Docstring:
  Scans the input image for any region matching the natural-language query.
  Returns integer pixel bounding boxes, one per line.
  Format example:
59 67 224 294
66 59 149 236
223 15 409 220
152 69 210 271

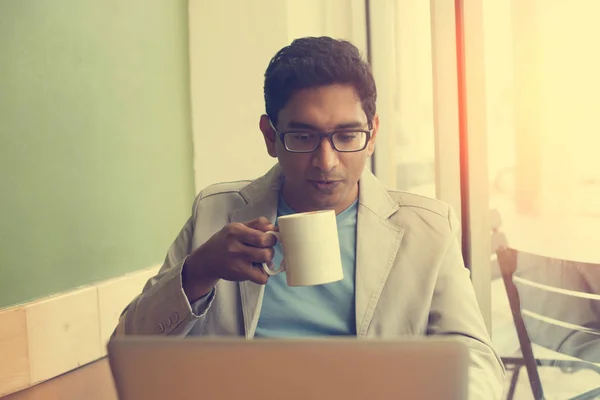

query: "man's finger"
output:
244 216 278 233
246 263 269 285
242 245 275 263
235 227 277 248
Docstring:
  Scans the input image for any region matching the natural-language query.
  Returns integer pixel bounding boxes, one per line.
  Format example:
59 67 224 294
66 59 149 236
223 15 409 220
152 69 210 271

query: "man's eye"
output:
291 134 316 141
338 133 359 141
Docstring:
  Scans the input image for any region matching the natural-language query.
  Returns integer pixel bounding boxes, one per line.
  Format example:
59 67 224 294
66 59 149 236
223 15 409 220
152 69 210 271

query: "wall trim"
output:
0 265 161 397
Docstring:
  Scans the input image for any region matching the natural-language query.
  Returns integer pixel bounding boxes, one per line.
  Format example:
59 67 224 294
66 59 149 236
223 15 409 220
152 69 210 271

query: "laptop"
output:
108 336 468 400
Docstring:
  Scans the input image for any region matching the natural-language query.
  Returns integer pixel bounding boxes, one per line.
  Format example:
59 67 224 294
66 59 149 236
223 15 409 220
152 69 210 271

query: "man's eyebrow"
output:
286 120 367 131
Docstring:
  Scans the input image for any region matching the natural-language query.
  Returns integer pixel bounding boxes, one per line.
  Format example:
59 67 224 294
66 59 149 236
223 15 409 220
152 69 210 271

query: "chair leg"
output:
505 366 521 400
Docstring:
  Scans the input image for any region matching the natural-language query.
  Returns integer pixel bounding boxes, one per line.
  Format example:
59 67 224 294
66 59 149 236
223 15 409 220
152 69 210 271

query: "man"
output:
115 37 504 398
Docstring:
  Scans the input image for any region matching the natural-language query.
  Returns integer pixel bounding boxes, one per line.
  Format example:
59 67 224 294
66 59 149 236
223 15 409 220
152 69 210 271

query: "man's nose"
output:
311 137 339 172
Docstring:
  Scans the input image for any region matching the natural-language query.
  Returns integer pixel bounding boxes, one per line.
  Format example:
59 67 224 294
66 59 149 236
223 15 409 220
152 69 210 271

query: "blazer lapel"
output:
355 170 404 337
229 164 283 338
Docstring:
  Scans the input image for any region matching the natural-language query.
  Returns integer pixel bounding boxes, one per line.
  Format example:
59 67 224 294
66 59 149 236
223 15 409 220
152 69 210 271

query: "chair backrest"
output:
496 247 545 399
501 248 600 356
496 246 600 399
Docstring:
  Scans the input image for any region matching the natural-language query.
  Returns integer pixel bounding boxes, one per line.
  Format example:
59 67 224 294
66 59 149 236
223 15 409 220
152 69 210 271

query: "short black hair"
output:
263 36 377 126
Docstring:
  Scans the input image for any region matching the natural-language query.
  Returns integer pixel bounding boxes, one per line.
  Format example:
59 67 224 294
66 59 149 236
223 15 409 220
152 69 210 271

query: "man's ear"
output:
259 114 277 158
366 114 379 157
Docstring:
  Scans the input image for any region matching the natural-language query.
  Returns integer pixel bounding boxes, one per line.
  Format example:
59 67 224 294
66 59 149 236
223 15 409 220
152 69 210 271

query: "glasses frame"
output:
269 120 372 153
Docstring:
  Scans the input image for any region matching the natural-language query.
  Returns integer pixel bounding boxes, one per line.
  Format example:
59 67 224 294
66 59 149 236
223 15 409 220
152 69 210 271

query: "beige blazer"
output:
115 164 505 399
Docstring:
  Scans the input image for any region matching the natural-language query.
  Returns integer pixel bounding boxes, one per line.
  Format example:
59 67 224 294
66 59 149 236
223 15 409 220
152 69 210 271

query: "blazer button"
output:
165 318 172 328
156 323 165 333
171 312 179 323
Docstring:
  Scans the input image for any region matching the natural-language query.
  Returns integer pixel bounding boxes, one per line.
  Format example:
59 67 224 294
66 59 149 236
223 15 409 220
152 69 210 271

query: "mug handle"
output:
262 231 285 276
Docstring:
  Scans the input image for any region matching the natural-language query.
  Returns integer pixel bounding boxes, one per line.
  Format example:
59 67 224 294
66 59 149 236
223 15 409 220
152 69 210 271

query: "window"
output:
369 0 437 198
479 1 600 397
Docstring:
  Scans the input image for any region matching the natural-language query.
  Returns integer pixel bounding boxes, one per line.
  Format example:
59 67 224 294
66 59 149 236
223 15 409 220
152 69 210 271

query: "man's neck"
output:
280 182 359 215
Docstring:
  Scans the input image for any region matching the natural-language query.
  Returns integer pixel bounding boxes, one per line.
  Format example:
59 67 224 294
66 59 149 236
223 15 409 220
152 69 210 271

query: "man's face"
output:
260 84 378 214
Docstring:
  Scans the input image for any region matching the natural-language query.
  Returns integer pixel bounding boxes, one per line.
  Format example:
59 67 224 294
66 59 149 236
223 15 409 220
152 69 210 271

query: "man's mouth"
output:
309 180 341 191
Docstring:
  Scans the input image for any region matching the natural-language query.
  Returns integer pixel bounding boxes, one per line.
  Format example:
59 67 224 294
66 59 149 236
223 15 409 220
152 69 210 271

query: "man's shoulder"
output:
190 179 255 220
197 179 253 200
385 189 456 232
196 165 281 201
389 189 451 217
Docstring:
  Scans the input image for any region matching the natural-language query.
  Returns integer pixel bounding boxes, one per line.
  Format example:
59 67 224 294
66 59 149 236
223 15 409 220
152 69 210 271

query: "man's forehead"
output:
286 84 360 105
278 85 367 129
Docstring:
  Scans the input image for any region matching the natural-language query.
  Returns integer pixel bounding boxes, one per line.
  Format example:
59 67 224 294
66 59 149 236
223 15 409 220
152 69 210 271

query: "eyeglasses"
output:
269 120 372 153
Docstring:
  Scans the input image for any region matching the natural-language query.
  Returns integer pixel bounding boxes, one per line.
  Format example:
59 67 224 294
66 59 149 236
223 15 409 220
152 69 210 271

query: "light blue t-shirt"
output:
254 197 358 337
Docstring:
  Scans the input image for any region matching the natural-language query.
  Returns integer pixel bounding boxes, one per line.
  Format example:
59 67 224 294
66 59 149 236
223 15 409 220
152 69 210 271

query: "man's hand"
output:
182 217 278 303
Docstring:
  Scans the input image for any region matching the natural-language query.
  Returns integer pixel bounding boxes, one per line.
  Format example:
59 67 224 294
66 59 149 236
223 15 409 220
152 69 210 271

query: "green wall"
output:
0 1 195 307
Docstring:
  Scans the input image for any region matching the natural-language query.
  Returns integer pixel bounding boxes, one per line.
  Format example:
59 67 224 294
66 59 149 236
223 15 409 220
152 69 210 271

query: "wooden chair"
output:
496 246 600 400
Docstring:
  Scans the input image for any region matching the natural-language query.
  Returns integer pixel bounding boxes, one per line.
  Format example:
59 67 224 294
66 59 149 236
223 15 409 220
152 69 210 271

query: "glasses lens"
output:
285 133 320 152
332 131 367 151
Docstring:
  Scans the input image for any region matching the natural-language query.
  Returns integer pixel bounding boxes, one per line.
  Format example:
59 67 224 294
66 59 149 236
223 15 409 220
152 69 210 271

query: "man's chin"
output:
307 193 341 211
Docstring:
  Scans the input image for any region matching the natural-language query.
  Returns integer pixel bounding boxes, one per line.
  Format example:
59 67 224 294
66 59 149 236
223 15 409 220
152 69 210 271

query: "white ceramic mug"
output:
261 210 344 286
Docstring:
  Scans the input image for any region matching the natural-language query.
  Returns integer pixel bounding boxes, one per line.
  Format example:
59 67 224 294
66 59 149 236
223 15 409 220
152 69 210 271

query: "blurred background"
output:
1 1 599 399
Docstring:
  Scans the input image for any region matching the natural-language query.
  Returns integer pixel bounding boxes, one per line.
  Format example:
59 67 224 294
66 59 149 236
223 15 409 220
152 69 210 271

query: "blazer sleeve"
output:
427 207 506 400
112 194 215 337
